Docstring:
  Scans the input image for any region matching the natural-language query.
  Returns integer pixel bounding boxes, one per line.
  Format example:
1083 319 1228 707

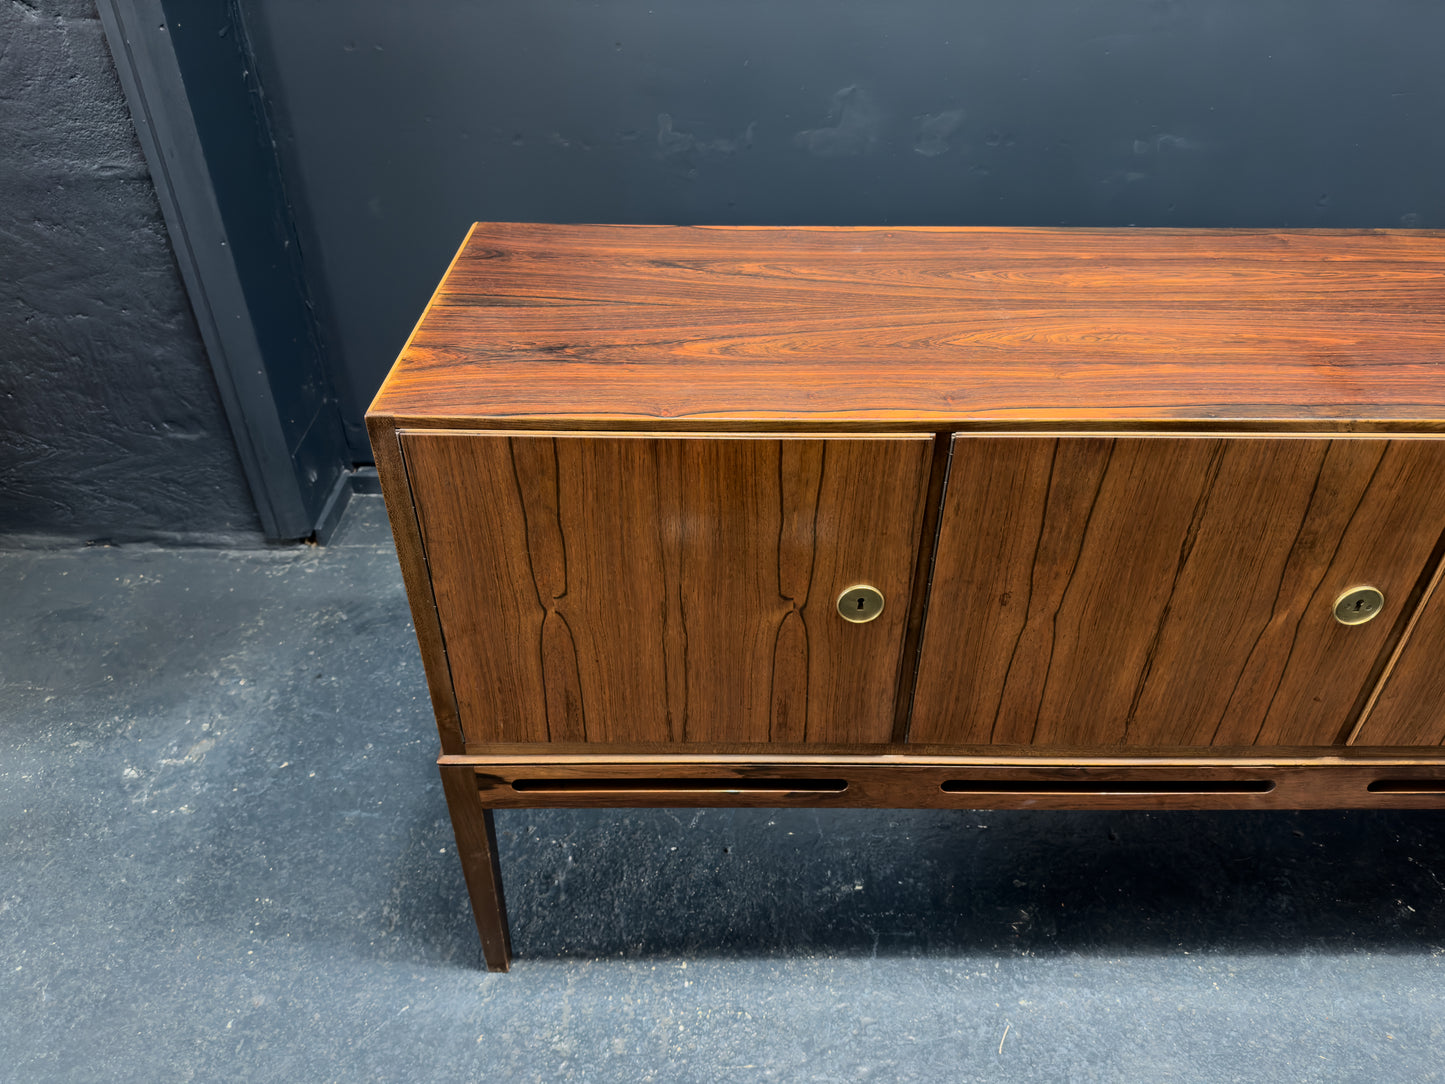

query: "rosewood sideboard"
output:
368 224 1445 970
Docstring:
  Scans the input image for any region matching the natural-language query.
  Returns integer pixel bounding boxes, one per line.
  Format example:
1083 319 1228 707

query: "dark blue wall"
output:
5 1 1444 538
242 0 1445 458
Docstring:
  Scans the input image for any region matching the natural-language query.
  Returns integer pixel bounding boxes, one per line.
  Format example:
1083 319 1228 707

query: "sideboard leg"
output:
439 763 513 971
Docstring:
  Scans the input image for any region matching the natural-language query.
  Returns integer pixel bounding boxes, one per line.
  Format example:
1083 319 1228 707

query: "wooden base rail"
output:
438 753 1445 971
445 754 1445 811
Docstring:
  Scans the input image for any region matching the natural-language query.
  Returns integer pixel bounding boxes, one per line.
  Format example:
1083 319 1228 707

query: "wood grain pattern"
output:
439 764 512 970
1351 555 1445 746
368 224 1445 430
891 434 953 740
365 415 465 754
444 753 1445 811
401 431 933 746
369 228 1445 973
908 436 1445 748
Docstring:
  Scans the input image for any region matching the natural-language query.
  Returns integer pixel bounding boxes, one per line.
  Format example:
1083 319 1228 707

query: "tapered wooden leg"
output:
439 763 513 971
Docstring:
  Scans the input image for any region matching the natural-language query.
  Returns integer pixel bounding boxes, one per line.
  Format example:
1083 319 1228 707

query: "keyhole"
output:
837 584 883 623
1334 586 1384 626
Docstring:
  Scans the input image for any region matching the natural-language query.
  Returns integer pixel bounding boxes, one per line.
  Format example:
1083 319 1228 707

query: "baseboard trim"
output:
312 467 381 544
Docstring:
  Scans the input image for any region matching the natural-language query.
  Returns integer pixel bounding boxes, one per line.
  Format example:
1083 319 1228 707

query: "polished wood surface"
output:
909 435 1445 748
890 434 952 740
366 416 465 754
439 764 512 971
443 753 1445 811
401 431 932 745
1351 556 1445 746
370 226 1445 970
369 224 1445 430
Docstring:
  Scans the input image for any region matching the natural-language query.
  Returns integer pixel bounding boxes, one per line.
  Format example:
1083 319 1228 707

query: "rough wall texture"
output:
0 0 260 544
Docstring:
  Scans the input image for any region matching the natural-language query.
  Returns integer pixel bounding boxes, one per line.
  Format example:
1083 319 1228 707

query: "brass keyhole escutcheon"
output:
1333 585 1384 626
837 585 885 624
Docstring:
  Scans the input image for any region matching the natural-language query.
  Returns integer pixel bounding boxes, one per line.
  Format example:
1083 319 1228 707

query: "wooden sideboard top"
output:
368 223 1445 430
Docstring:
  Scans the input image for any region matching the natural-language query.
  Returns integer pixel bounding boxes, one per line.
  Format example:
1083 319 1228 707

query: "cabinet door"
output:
1351 561 1445 747
909 436 1445 748
401 431 934 746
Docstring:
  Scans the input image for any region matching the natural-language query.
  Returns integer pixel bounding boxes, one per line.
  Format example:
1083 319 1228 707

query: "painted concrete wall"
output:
0 0 259 543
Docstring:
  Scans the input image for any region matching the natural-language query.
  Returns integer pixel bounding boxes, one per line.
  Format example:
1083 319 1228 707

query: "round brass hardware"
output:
1333 585 1384 626
837 585 885 624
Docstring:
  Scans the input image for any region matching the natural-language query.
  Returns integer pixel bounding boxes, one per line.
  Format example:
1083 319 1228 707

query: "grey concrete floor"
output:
2 495 1444 1082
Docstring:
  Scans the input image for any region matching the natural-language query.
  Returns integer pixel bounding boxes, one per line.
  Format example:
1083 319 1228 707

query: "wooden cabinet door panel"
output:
909 436 1445 748
1351 560 1445 747
401 431 933 746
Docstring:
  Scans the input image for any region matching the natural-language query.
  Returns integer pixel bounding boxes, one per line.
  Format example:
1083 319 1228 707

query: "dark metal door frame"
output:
97 0 351 540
